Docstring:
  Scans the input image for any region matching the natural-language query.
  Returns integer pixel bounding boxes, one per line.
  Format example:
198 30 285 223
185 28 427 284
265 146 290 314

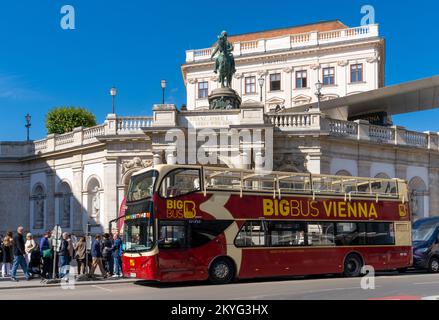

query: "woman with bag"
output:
39 231 53 279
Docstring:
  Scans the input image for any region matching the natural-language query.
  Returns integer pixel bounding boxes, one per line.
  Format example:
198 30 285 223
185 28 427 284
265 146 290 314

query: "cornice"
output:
182 38 384 74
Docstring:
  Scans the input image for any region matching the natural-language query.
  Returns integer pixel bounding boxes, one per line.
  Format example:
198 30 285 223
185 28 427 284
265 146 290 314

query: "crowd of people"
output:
0 226 124 282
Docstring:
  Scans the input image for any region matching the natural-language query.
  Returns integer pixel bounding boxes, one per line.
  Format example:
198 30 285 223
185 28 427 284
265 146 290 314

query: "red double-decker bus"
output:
122 165 412 284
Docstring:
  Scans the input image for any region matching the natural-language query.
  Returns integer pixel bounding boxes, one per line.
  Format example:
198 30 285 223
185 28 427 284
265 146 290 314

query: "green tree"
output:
45 107 97 134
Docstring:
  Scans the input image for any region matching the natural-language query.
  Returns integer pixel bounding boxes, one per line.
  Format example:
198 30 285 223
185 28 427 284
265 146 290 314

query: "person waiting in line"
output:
74 237 87 275
111 233 123 278
58 232 71 279
101 233 113 277
1 232 13 278
40 231 53 279
24 233 36 265
11 226 31 282
28 242 41 278
90 235 107 278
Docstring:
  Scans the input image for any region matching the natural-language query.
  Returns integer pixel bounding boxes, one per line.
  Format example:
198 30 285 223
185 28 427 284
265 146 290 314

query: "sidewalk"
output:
0 270 137 290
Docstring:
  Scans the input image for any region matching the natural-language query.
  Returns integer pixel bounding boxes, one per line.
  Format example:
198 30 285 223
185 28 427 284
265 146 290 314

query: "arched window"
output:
375 172 391 179
335 170 352 177
409 177 428 218
32 185 45 230
58 182 72 229
87 178 101 224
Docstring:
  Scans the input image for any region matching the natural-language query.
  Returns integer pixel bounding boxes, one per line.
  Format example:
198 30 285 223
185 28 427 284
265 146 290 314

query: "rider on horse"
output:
211 31 236 87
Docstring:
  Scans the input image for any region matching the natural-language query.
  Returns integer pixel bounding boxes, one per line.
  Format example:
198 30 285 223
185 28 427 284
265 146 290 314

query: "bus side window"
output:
160 169 201 198
158 223 187 249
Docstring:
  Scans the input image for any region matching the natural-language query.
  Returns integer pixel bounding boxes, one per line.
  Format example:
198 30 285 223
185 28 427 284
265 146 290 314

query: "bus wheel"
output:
343 254 363 277
209 258 235 285
428 257 439 273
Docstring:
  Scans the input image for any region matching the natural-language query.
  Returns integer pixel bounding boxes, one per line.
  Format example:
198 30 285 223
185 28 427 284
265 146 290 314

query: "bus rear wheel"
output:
343 254 363 277
209 258 235 285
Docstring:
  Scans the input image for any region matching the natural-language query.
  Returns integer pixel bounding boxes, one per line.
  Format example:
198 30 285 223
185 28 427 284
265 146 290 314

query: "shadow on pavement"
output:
133 269 429 289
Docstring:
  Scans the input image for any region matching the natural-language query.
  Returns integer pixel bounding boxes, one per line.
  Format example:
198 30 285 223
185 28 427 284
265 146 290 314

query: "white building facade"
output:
182 21 384 112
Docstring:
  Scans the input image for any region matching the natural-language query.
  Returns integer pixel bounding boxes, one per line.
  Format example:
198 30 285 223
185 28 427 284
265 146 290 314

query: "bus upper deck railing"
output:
201 167 404 201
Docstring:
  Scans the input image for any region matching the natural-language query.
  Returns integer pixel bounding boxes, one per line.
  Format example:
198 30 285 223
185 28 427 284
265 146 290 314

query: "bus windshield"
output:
127 170 158 202
124 219 154 252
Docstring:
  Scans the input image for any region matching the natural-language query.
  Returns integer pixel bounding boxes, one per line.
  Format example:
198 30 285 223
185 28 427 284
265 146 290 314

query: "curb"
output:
0 278 137 290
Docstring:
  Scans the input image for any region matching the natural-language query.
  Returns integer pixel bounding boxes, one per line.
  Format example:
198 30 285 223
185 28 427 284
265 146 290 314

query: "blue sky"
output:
0 0 438 141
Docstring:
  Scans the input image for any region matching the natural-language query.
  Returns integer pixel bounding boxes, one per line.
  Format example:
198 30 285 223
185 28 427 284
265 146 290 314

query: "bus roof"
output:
131 164 407 200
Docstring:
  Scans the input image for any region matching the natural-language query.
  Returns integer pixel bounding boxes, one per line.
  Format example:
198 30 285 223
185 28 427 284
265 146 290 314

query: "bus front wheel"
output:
208 258 235 285
343 254 363 277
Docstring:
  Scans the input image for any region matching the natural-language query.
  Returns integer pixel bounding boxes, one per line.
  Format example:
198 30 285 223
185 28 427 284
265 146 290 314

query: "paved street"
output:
0 271 439 300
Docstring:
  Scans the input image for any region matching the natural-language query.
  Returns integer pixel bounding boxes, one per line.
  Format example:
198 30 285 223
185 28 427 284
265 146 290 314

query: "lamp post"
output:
258 76 265 103
25 113 31 142
315 80 323 110
110 87 117 114
160 80 167 104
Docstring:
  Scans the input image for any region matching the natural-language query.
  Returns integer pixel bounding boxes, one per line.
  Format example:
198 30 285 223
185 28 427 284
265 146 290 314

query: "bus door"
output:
157 221 195 280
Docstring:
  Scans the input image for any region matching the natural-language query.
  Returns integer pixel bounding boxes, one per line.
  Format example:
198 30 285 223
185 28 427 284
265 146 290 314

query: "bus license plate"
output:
130 273 137 278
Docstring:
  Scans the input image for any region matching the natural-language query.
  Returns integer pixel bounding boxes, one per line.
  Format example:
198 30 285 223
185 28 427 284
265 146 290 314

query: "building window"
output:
323 67 335 86
351 64 363 83
32 185 45 230
295 70 307 88
198 81 208 99
245 76 256 94
270 73 281 91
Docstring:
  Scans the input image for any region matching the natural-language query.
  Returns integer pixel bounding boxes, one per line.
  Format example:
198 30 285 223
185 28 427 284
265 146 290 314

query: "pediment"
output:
292 94 312 105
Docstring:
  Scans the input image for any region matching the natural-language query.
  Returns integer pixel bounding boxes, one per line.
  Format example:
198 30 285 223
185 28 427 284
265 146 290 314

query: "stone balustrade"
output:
267 112 439 150
1 109 439 158
186 24 379 62
0 116 153 157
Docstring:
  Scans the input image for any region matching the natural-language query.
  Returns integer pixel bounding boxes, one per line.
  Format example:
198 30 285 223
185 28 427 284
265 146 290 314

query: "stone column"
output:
358 159 372 177
428 167 439 217
306 152 322 174
45 169 56 231
72 164 84 233
103 157 118 233
283 67 293 109
153 152 163 165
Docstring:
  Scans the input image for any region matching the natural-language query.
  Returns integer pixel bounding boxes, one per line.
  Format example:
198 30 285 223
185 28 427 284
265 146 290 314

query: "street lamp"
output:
110 87 117 114
25 114 31 141
315 80 323 110
160 80 167 104
258 76 265 103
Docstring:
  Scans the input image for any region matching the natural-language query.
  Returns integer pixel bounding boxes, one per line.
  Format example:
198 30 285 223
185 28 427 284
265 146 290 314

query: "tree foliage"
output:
45 107 97 134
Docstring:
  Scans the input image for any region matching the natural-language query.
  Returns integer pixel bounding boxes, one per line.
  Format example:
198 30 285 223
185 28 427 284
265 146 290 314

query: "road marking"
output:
91 285 113 292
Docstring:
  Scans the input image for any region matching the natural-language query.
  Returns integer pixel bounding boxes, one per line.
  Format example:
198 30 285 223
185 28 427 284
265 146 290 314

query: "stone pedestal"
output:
208 87 241 110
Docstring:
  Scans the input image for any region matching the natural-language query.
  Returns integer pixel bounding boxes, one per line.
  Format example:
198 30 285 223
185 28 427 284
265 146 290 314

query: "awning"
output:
306 75 439 119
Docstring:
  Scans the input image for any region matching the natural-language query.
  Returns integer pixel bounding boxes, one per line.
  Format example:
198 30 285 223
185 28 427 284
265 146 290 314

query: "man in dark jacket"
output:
90 235 107 278
11 226 30 281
